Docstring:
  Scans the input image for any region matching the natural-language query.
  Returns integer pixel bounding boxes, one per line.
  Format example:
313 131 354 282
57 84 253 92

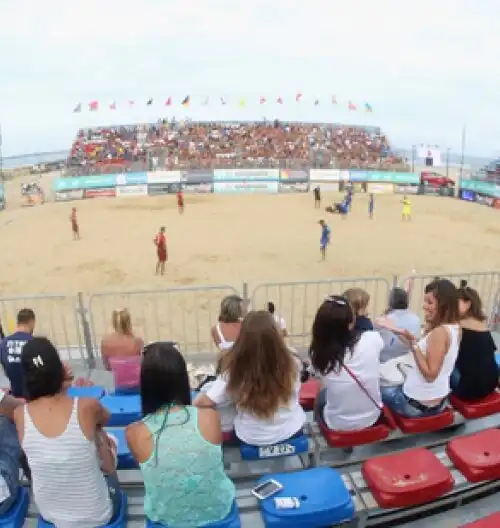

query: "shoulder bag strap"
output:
342 363 383 410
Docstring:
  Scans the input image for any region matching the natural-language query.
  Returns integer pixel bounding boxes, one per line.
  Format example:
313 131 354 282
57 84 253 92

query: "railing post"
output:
242 282 250 311
77 292 96 370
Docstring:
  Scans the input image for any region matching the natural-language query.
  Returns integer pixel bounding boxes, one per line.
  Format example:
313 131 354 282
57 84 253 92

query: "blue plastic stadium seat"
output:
38 491 127 527
146 500 240 527
105 427 138 469
67 386 106 399
113 387 140 396
495 352 500 370
101 394 141 426
258 468 354 527
0 487 29 528
239 434 309 461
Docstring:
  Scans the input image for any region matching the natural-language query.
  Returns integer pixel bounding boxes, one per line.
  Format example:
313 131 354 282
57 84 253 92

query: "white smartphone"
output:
251 479 284 500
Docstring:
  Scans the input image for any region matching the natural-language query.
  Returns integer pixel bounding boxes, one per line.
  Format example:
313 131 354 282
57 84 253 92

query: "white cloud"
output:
0 0 499 156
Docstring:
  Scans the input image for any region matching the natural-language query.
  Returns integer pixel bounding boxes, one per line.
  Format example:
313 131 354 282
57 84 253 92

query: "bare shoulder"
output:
197 407 222 446
125 420 145 443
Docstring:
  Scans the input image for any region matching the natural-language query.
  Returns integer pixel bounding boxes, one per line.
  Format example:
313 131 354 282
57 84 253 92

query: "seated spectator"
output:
211 295 245 351
381 279 460 417
310 295 384 431
343 288 373 334
14 337 121 527
0 390 24 515
267 301 288 337
101 308 143 393
126 342 235 527
450 281 498 400
196 311 306 445
375 287 421 363
0 309 35 397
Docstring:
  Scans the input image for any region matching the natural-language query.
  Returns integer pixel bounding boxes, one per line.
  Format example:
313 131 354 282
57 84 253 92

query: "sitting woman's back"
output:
101 309 143 392
197 311 306 446
310 295 383 431
15 338 116 528
126 342 234 528
452 282 498 400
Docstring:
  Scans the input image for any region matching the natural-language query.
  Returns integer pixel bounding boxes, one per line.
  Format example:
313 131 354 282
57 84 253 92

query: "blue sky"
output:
0 0 499 157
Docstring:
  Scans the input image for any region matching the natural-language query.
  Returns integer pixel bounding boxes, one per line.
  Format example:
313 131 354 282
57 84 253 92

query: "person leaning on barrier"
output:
211 295 245 351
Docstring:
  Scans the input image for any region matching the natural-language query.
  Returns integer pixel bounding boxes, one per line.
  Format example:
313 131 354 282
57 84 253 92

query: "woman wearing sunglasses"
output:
310 296 384 431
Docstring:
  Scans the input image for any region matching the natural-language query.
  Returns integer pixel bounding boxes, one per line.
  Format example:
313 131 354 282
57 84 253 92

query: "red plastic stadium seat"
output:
362 448 454 508
446 429 500 483
450 391 500 419
460 512 500 527
393 407 454 434
299 379 321 410
318 407 395 448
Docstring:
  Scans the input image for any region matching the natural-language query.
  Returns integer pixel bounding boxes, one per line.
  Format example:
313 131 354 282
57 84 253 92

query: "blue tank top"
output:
140 406 235 527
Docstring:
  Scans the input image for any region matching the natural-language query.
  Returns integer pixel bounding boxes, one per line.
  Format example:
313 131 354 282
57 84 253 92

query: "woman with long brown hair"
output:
450 280 497 400
381 278 461 417
195 311 305 445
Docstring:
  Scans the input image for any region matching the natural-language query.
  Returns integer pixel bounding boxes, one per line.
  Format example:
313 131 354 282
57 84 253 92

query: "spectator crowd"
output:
66 120 405 176
0 277 497 525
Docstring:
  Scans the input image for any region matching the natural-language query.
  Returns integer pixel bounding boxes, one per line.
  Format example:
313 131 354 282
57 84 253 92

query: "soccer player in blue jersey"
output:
318 220 331 261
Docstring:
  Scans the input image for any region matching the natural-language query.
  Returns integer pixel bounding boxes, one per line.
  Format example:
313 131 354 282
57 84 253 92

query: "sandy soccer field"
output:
0 178 499 356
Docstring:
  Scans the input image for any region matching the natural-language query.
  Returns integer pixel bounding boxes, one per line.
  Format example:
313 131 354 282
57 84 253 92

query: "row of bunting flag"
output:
73 94 373 113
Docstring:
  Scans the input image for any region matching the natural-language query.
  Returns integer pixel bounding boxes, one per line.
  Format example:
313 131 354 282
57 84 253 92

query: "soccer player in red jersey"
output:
154 226 168 276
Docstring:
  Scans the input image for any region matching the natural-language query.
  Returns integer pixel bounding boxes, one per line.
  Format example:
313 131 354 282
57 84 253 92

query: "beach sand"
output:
0 173 499 357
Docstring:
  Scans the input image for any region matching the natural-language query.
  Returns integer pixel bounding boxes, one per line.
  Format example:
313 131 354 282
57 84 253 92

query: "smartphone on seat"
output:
251 479 284 500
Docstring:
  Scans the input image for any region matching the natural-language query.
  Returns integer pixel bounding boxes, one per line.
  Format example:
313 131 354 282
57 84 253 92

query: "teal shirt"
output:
140 406 235 527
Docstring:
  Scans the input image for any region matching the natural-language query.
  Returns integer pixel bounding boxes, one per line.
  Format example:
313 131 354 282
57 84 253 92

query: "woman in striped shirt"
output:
14 337 122 528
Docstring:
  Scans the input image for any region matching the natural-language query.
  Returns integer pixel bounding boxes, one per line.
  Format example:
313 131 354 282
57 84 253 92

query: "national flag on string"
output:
239 98 245 107
314 99 319 106
260 96 266 104
88 100 98 111
220 97 227 105
73 103 82 113
331 95 338 104
146 98 153 105
364 102 373 112
295 93 302 102
181 95 190 107
165 97 172 106
348 101 357 111
277 96 283 104
109 101 116 110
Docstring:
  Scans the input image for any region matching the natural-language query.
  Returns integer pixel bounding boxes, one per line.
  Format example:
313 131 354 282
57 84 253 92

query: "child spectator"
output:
343 288 373 334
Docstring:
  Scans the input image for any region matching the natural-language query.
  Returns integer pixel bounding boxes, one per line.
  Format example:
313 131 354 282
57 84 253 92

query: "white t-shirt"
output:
273 314 287 332
206 357 306 445
322 331 383 431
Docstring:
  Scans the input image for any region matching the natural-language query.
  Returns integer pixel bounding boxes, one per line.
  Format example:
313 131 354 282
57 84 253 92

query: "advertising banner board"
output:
368 183 394 194
459 189 477 202
475 193 493 206
278 182 309 193
181 170 214 184
84 188 116 199
310 182 339 192
213 169 279 181
309 169 344 182
147 183 180 196
182 182 213 194
116 172 148 186
279 169 309 182
394 185 419 195
147 170 182 184
116 185 148 197
55 189 85 201
213 181 279 193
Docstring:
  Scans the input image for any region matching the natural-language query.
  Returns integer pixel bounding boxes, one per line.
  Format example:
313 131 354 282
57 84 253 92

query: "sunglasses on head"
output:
325 295 348 306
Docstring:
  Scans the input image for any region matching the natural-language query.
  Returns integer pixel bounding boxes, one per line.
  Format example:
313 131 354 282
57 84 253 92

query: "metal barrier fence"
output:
0 294 87 362
249 277 392 350
399 271 500 326
86 285 241 358
0 271 498 369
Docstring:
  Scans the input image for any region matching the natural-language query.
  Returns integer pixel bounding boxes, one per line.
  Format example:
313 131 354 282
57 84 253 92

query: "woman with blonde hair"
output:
211 295 245 351
101 308 144 394
196 311 305 446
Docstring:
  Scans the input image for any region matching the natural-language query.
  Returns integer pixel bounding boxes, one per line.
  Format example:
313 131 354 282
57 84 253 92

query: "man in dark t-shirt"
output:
0 309 35 397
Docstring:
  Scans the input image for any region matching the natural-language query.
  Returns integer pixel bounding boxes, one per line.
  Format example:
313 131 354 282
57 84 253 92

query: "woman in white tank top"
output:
13 337 122 528
211 295 244 351
381 279 461 418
